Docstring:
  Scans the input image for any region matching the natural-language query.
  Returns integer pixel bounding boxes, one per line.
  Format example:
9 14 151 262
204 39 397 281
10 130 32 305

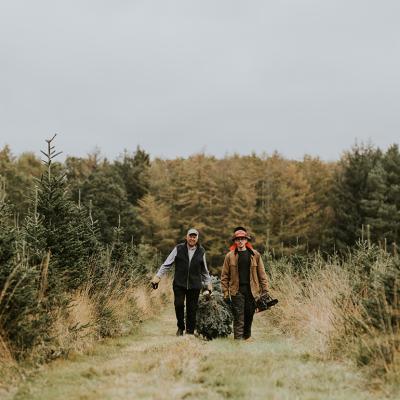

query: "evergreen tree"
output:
331 144 382 250
361 161 395 245
196 277 233 340
382 144 400 245
64 155 98 203
108 223 130 275
0 146 42 217
23 136 100 289
113 147 150 205
81 164 137 244
22 187 48 266
0 177 52 357
107 223 149 280
0 177 17 266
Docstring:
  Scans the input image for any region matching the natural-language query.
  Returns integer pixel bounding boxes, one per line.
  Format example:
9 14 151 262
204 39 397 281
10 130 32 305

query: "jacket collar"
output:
234 248 255 256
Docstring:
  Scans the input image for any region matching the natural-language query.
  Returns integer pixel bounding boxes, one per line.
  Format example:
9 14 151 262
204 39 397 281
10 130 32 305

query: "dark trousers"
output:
231 285 256 339
173 286 200 333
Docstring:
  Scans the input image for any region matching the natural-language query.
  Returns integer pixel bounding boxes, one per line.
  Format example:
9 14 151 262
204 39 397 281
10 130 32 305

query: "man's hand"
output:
224 296 232 307
151 275 161 290
203 290 211 300
202 283 213 300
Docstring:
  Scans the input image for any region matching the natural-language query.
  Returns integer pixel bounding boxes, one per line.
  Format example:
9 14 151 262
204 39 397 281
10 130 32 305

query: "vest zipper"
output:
187 256 192 289
187 247 197 289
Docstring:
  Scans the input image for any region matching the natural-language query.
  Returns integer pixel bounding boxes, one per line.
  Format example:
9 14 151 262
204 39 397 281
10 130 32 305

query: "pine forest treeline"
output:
2 141 400 268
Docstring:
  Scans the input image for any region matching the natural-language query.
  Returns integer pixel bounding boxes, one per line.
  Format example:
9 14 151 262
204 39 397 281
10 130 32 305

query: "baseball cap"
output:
187 228 199 236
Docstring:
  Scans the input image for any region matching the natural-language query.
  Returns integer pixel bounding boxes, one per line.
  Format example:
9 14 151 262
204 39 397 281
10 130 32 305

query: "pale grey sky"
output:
1 1 399 161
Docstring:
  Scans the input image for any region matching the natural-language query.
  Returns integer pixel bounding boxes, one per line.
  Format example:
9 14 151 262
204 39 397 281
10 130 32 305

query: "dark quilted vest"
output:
173 243 205 290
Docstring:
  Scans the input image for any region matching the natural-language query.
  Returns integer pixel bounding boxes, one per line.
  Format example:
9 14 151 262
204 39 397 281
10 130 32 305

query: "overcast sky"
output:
1 1 399 161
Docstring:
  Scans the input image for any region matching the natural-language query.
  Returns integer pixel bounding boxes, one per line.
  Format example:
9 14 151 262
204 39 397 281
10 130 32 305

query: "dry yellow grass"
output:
133 285 153 318
267 259 400 386
0 333 18 379
149 277 173 310
268 265 354 356
50 285 98 355
47 277 173 359
0 332 20 394
0 333 14 365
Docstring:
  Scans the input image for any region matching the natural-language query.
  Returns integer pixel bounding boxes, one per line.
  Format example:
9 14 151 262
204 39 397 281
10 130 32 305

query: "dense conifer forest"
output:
2 139 400 266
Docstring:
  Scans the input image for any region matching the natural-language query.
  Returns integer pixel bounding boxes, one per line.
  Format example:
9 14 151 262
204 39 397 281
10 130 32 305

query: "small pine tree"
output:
0 177 17 265
0 178 53 357
23 135 100 289
107 220 149 281
23 187 47 265
196 277 233 340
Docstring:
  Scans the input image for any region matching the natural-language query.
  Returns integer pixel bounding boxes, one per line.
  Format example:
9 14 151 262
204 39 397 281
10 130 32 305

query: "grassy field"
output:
4 304 396 400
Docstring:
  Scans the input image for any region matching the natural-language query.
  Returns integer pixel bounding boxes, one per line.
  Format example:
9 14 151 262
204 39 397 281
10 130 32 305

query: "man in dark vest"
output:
151 228 212 336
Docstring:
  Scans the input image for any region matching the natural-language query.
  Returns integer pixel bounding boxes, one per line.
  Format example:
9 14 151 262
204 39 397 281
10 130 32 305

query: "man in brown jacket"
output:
221 227 269 340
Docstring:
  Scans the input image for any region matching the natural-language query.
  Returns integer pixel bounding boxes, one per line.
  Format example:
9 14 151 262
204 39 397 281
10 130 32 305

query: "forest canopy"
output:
1 141 399 268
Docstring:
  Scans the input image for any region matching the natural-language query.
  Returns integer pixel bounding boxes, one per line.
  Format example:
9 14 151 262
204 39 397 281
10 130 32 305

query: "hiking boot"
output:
176 328 184 336
185 331 196 339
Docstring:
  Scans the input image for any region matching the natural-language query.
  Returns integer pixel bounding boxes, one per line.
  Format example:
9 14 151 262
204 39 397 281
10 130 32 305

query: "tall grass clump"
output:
265 242 400 381
342 243 399 379
265 251 349 353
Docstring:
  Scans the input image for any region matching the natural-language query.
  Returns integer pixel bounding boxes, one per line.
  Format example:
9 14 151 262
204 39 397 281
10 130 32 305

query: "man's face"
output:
235 237 247 250
187 233 198 247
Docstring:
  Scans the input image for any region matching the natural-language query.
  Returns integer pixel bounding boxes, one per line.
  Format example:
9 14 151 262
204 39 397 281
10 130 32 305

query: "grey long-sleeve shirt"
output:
156 245 211 285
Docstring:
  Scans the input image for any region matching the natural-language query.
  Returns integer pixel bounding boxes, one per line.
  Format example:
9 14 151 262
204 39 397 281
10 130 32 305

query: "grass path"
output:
9 306 392 400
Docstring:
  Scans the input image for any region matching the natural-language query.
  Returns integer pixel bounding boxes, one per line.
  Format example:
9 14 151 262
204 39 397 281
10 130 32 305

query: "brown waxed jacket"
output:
220 248 269 300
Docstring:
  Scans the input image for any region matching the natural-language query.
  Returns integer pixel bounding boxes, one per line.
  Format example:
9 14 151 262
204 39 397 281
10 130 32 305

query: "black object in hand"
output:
256 293 278 312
